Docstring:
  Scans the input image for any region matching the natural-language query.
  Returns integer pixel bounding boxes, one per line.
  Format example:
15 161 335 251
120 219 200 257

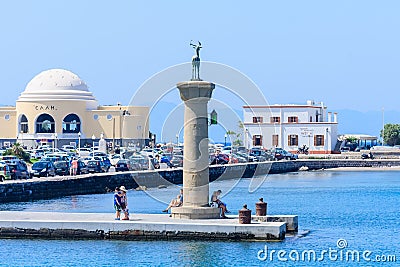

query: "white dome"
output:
17 69 98 104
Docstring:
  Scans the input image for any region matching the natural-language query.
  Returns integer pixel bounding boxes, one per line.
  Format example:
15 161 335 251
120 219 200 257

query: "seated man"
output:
211 190 228 218
162 189 183 212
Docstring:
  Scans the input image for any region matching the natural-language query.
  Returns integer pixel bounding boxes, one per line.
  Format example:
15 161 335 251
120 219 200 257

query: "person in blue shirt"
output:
113 187 122 220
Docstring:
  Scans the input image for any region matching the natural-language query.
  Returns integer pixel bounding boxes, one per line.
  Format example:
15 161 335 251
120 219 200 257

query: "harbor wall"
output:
1 159 400 203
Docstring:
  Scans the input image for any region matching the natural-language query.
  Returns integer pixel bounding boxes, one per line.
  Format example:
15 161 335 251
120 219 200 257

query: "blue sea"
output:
0 170 399 266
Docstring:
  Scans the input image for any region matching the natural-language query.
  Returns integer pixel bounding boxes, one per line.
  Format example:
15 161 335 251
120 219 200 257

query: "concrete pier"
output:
253 215 298 232
0 211 287 241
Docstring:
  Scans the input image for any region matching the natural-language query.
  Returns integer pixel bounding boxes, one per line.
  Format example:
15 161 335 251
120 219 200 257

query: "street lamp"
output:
176 134 179 145
78 132 81 155
52 133 55 150
244 128 249 150
224 134 227 147
20 131 23 147
152 134 155 157
92 134 96 157
54 133 58 150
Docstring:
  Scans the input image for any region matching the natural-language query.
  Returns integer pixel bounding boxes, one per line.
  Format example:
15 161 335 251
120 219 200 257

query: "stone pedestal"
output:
171 81 220 219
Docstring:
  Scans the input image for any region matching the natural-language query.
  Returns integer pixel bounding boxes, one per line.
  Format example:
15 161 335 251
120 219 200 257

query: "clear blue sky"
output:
0 1 399 117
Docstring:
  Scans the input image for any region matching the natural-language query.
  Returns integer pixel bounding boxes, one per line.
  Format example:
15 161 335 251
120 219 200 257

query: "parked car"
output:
93 151 108 157
110 154 124 166
273 148 298 160
33 149 45 159
340 146 351 152
76 160 89 175
30 161 56 177
129 155 149 170
100 156 111 171
0 160 12 182
355 146 367 152
9 160 29 179
209 153 229 165
61 145 76 152
249 148 273 162
77 148 91 157
91 156 111 171
41 154 70 163
232 153 247 163
170 155 184 167
148 155 160 169
140 148 155 157
115 159 132 172
235 152 256 162
80 156 94 165
86 160 107 173
0 155 20 165
54 161 70 176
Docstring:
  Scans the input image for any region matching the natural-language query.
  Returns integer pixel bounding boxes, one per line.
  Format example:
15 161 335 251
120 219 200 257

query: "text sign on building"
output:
34 105 57 111
300 127 314 137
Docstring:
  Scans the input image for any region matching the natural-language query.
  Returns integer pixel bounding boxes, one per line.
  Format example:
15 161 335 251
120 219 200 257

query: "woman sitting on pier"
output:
162 189 183 213
211 190 229 219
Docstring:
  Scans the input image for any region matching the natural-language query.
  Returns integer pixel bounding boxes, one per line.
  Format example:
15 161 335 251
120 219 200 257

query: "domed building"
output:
0 69 149 149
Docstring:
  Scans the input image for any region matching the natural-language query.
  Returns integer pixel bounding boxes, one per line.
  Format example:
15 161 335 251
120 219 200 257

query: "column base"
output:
171 207 221 219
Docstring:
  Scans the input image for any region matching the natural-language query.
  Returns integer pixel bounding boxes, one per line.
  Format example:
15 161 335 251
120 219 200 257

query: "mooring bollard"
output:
239 204 251 224
255 197 267 216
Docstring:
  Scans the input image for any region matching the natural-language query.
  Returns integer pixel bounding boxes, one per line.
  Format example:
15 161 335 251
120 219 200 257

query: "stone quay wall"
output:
1 159 399 203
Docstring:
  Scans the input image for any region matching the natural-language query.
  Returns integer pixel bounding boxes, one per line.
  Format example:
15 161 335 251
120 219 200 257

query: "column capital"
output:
177 81 215 102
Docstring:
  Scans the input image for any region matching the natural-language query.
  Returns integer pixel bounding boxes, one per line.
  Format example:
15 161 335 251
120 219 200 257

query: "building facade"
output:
243 101 339 154
0 69 149 149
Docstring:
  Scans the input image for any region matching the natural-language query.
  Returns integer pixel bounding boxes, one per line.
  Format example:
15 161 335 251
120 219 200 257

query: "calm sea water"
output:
0 170 399 266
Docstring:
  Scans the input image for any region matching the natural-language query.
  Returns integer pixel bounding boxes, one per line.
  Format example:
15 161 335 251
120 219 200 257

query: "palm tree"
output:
4 143 30 161
12 143 24 157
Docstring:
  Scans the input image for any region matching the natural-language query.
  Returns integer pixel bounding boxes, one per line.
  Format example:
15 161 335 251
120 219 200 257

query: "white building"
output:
243 100 339 154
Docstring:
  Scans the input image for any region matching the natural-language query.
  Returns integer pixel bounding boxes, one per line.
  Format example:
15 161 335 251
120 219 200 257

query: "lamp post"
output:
382 107 385 146
54 133 58 150
245 128 248 150
92 134 95 157
152 134 155 157
20 131 23 147
52 133 55 150
78 132 81 152
325 128 329 154
176 134 179 145
224 134 227 147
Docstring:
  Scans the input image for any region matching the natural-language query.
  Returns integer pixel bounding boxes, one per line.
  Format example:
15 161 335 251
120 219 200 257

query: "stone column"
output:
171 80 220 219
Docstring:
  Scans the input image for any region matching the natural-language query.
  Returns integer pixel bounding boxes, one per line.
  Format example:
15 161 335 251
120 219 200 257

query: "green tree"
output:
226 130 236 146
345 136 358 144
3 143 31 162
226 120 245 147
381 124 400 146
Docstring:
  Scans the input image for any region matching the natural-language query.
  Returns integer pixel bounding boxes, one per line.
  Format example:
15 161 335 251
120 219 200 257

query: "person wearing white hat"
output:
119 186 129 220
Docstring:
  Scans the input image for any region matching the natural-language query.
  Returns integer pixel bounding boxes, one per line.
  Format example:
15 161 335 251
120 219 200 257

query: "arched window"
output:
20 114 29 133
62 113 81 133
36 114 55 133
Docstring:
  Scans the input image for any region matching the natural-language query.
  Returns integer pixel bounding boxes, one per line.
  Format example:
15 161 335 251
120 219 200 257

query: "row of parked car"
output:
0 144 301 182
208 147 298 165
0 156 29 181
